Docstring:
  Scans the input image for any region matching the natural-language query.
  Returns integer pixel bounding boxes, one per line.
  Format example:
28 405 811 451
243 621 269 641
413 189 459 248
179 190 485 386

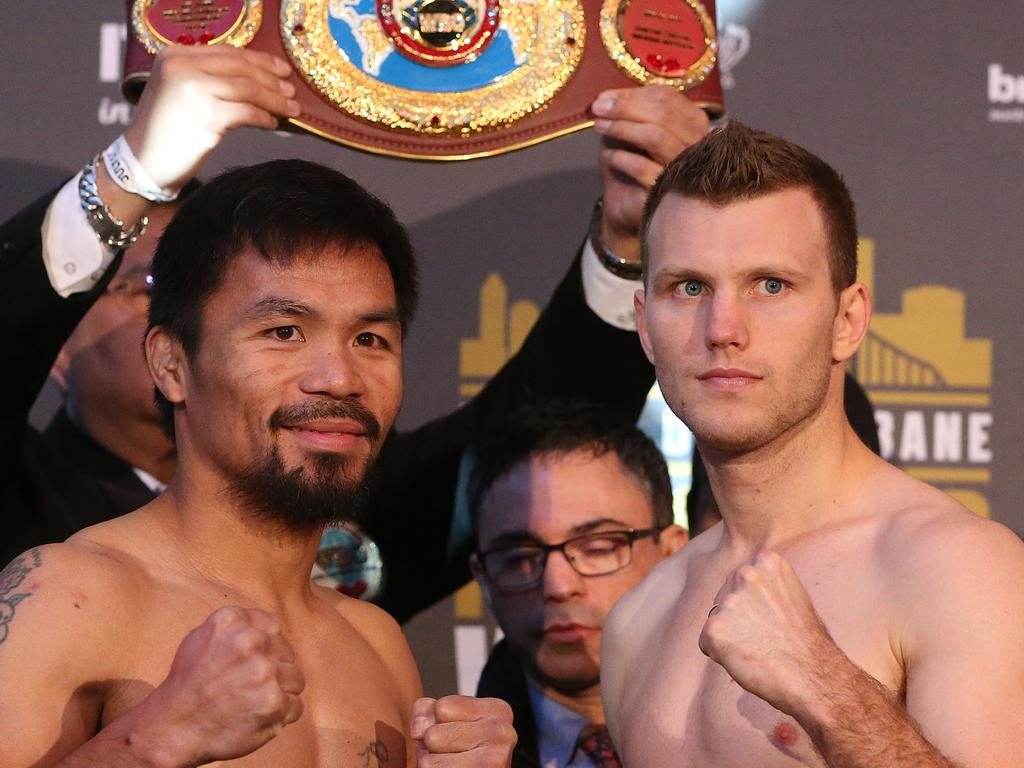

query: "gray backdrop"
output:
4 0 1021 695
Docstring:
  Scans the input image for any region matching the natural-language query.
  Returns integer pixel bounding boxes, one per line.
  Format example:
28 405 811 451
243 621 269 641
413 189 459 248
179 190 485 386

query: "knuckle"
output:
759 549 781 566
497 721 517 746
293 665 307 693
233 628 265 657
691 108 711 133
289 694 305 723
249 657 276 683
490 697 513 722
721 592 741 611
422 724 445 751
411 696 437 719
252 608 281 633
736 564 759 584
698 629 715 657
261 692 288 722
434 694 464 721
212 605 245 629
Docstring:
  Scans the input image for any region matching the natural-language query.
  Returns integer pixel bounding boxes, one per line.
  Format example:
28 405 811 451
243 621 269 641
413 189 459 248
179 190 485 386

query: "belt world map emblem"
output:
281 0 586 135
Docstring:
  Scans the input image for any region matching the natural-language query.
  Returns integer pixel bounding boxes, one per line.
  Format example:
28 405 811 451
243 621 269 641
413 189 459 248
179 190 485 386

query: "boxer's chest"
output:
99 603 411 768
619 550 902 768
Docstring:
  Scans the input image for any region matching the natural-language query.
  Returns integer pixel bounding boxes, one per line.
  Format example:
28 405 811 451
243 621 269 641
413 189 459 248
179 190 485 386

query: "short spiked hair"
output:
641 121 857 293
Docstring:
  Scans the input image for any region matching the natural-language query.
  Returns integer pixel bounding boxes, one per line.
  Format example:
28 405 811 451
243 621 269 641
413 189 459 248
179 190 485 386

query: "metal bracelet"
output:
588 197 642 280
78 156 149 249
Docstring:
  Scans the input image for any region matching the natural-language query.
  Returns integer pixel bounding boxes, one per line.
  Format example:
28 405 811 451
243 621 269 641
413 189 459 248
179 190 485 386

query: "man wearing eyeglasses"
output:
467 401 687 768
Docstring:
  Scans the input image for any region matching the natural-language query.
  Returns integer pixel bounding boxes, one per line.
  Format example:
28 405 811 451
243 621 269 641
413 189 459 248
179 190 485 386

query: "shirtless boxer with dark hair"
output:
0 159 515 768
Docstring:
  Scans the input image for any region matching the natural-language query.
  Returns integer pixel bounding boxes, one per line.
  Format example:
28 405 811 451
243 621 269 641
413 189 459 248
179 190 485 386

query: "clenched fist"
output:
134 606 306 767
699 550 845 719
411 695 516 768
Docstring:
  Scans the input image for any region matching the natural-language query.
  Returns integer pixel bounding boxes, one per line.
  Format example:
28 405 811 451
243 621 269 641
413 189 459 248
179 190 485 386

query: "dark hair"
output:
467 400 674 546
642 121 857 293
146 159 418 437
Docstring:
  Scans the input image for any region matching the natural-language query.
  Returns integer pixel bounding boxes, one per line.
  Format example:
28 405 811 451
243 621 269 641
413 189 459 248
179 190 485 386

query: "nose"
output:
704 290 749 350
298 347 367 400
542 549 585 602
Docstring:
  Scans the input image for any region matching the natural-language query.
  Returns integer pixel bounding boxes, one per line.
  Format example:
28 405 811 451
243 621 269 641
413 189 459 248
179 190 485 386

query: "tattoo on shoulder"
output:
357 739 389 767
0 549 43 645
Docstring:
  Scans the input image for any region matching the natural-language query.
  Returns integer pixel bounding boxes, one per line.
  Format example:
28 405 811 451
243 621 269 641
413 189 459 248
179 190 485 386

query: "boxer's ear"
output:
145 326 188 407
635 288 656 365
832 282 871 363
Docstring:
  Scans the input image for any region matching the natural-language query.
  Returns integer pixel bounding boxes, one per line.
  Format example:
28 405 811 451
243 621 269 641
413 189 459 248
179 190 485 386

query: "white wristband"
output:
102 134 179 203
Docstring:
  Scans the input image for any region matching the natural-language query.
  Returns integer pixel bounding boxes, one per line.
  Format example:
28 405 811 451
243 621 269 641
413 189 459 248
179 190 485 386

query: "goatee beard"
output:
230 444 379 534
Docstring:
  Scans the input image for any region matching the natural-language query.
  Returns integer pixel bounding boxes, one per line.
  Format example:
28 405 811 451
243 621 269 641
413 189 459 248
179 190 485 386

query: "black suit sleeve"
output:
368 247 655 623
0 185 122 556
0 184 122 442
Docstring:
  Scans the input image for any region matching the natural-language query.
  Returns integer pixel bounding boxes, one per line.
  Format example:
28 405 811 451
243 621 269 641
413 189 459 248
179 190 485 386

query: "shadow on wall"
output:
399 166 600 431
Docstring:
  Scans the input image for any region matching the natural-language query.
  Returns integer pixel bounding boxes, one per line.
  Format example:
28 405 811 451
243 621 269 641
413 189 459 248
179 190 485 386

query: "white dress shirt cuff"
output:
42 174 117 297
580 238 640 331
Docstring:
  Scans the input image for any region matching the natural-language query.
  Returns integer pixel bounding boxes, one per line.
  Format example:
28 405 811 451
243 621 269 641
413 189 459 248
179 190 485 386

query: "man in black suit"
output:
1 44 710 622
469 401 687 767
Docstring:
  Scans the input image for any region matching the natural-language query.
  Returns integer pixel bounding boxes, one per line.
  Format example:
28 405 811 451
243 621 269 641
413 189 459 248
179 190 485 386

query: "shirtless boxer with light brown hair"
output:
0 156 514 768
601 122 1024 767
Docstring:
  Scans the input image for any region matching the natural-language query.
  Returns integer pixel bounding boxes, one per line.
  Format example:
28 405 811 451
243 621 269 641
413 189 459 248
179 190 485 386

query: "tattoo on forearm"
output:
357 739 389 767
0 549 42 645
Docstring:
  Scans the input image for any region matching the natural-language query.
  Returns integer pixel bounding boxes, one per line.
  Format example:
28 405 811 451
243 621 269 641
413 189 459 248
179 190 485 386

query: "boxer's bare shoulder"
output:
0 537 150 651
871 470 1024 645
0 537 156 767
318 585 423 707
602 524 719 744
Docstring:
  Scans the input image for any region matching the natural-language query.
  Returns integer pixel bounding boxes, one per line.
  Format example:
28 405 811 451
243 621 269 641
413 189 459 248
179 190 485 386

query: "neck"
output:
537 679 605 724
68 397 177 483
700 391 875 554
149 464 323 609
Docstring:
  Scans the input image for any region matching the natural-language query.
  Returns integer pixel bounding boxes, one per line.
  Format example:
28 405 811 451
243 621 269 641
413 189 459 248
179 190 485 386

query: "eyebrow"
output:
359 308 402 327
243 297 318 323
653 265 807 285
483 517 638 549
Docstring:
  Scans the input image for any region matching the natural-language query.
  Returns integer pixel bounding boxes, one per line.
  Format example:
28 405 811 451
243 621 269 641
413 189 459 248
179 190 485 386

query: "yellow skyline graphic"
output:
856 239 992 405
456 274 541 618
855 238 994 516
459 273 540 397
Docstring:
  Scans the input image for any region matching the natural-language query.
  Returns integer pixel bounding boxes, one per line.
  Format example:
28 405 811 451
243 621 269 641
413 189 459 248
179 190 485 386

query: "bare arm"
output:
700 518 1024 767
0 547 304 768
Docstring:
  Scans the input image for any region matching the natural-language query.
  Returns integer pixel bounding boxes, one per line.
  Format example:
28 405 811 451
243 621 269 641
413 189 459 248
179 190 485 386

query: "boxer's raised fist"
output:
138 606 305 767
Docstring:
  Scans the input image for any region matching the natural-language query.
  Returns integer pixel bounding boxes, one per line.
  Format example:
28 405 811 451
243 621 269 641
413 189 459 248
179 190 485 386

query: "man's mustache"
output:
269 399 382 441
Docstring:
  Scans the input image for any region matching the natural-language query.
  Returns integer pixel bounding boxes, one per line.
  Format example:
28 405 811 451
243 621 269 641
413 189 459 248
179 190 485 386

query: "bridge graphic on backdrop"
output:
854 239 993 514
857 331 947 389
855 238 991 405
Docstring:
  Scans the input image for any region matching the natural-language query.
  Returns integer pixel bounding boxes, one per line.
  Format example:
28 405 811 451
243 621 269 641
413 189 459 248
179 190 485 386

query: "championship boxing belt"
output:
123 0 723 160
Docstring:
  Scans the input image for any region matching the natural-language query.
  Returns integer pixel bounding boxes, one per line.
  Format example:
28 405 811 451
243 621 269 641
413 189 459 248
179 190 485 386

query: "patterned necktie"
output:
574 723 622 768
